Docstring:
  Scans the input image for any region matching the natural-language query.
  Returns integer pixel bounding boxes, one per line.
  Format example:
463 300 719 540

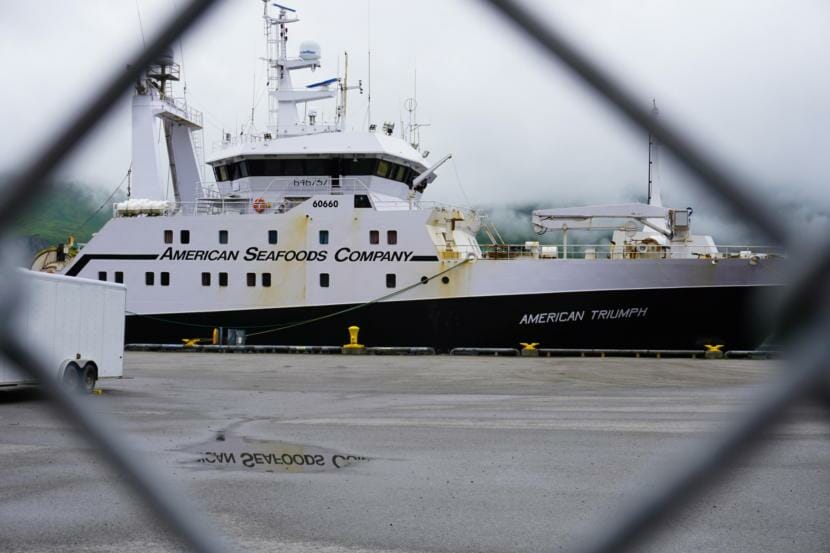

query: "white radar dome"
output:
299 41 321 61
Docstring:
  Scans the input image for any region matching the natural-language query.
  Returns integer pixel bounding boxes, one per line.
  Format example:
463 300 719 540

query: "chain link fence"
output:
0 0 826 551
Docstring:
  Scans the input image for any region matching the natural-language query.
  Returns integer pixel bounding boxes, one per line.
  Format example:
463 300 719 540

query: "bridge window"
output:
98 271 106 281
319 273 330 288
219 230 228 244
145 272 154 286
164 230 173 244
180 230 190 244
376 160 391 178
230 162 248 180
218 272 228 287
213 165 230 182
386 273 396 288
319 230 329 245
201 272 210 286
394 165 407 182
343 159 378 175
262 273 271 287
246 272 255 287
304 159 330 175
268 230 278 244
115 272 123 284
231 157 416 183
369 230 379 244
387 230 398 245
161 272 170 286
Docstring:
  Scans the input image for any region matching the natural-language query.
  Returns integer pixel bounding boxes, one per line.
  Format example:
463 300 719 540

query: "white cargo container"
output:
0 270 126 393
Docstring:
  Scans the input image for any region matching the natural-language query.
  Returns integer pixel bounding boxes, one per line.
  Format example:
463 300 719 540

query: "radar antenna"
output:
404 68 430 153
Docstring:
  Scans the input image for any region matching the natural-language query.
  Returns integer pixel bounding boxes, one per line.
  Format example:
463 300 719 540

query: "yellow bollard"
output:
704 344 725 359
520 342 540 357
342 325 366 354
212 328 220 345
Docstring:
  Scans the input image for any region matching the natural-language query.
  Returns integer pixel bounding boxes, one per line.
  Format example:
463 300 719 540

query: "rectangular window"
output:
145 272 154 286
262 273 271 287
219 230 228 244
160 272 170 286
386 273 396 288
246 272 256 287
387 230 398 245
369 230 380 244
268 230 278 244
164 230 173 244
376 160 390 178
284 159 303 175
319 230 329 245
319 273 330 288
343 158 378 175
180 230 190 244
98 271 106 282
219 272 228 287
201 272 211 286
114 272 123 284
395 165 407 182
354 194 372 208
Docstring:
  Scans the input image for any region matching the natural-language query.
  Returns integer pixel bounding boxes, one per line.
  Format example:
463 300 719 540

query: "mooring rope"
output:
125 256 473 337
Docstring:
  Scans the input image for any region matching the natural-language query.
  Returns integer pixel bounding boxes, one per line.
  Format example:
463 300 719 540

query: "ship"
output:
37 2 783 351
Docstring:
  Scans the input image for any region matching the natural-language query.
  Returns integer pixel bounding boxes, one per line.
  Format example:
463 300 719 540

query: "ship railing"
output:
212 124 342 150
161 95 203 126
148 177 478 216
365 197 478 215
216 175 373 198
439 243 786 261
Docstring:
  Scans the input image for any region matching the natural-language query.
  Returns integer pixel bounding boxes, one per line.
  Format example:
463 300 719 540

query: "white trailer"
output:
0 270 126 393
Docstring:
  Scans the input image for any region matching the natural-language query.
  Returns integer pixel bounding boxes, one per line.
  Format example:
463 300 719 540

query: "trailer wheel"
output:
61 362 81 390
80 363 98 394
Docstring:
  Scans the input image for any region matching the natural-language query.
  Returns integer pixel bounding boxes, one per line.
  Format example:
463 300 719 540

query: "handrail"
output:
113 176 482 218
440 243 785 261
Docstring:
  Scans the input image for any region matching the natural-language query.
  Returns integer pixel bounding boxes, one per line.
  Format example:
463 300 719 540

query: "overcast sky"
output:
1 1 828 241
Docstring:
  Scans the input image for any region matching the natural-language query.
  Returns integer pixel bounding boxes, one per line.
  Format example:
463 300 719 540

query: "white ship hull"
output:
63 200 782 350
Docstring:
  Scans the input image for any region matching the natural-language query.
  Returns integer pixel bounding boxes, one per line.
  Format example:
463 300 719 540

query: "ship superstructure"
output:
47 3 783 350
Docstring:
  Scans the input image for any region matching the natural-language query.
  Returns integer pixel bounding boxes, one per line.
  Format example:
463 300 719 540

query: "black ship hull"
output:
126 285 778 351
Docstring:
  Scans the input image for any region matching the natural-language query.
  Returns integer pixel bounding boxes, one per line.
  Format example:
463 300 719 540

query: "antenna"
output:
647 99 658 205
250 71 256 129
134 0 146 49
404 67 430 151
367 0 372 130
272 2 296 12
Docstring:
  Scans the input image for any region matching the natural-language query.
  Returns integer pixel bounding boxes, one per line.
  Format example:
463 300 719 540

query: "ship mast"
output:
262 2 337 137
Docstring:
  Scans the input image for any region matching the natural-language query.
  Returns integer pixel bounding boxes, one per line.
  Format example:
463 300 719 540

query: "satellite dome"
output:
298 41 321 61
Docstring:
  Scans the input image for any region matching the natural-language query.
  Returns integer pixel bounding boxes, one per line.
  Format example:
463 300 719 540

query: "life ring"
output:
253 197 267 213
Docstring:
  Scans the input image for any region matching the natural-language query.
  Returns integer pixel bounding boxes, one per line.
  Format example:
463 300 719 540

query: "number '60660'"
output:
312 200 339 208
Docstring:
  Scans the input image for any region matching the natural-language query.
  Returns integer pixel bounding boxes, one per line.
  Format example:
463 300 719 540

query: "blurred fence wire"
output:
0 0 826 552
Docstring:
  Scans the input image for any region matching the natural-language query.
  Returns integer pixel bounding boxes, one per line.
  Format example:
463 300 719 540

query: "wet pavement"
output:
0 353 827 552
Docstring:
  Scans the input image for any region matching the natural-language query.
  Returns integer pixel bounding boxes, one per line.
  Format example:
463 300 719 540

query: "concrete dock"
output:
0 353 827 552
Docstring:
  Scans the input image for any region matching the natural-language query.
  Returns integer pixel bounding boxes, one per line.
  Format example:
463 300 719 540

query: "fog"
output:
1 1 828 243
